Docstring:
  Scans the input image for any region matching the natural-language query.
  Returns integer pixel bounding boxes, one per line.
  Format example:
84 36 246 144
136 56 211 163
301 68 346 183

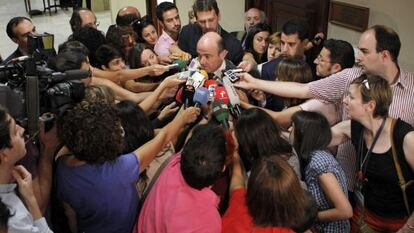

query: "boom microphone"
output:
51 69 91 82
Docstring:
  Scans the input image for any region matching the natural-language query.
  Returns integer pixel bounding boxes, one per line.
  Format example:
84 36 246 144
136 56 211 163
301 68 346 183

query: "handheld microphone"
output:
51 69 91 82
214 86 229 105
199 69 208 80
182 85 195 108
222 76 241 117
175 86 184 104
204 79 217 102
193 87 209 107
211 100 230 129
167 59 187 71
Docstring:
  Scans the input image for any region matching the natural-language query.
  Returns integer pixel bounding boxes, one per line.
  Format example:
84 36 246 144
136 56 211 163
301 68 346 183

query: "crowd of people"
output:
0 0 413 232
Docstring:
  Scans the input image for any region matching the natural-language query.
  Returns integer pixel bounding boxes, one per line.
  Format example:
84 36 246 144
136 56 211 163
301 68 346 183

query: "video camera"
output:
0 33 88 137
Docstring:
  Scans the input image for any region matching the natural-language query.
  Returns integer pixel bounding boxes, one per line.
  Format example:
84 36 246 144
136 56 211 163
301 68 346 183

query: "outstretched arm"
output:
235 72 312 99
134 107 200 172
329 120 351 147
32 121 60 214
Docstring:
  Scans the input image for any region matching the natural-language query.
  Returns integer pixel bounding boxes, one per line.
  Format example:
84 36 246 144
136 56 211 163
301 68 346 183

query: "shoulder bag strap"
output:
390 118 412 216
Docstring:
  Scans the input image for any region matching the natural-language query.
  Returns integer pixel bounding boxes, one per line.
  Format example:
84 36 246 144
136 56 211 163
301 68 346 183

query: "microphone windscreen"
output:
214 86 229 105
204 79 217 88
182 86 195 106
193 87 209 106
211 100 230 125
199 69 208 79
175 86 183 104
174 59 187 71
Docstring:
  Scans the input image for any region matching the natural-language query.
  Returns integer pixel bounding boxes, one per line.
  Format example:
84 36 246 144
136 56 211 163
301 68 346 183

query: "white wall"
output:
110 0 245 32
327 0 414 72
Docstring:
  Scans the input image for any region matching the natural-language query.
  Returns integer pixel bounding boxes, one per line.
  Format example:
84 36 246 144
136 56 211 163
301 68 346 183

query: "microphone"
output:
166 59 187 71
214 86 229 105
211 100 230 129
51 69 91 82
188 70 207 89
222 76 241 117
204 79 217 102
175 86 183 104
182 85 195 108
193 87 209 107
199 69 208 80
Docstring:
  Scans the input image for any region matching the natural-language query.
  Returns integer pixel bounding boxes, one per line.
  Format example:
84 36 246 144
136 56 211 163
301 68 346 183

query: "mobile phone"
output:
223 70 239 83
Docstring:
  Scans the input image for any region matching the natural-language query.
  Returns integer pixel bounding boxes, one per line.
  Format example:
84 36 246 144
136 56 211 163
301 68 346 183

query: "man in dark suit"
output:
2 17 36 65
178 0 243 65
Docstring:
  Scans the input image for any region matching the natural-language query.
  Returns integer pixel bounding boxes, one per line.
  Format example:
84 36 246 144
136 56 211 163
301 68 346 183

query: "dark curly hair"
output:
115 100 154 154
57 101 124 164
71 27 107 67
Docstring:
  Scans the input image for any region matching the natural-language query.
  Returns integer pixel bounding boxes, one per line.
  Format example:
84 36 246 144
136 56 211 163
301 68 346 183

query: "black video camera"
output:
0 33 87 137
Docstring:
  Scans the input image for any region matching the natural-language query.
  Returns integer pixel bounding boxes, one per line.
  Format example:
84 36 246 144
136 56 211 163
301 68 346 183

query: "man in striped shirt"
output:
235 25 414 191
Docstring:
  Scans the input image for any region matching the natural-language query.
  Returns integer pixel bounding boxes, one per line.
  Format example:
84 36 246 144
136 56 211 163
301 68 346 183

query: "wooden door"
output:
246 0 330 72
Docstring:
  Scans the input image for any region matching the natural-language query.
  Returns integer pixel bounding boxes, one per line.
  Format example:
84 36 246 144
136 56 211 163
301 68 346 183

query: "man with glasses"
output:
236 25 414 196
2 17 36 64
69 8 99 33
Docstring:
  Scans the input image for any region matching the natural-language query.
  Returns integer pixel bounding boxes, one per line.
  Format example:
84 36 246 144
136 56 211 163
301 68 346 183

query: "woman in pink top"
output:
222 154 317 233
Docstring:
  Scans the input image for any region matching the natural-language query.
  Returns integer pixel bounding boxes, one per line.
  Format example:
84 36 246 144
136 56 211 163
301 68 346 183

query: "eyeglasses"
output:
315 54 331 63
84 21 100 28
362 79 370 90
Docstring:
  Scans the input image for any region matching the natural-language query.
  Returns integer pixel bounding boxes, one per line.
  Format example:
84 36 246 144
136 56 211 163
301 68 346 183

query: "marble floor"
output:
0 0 112 60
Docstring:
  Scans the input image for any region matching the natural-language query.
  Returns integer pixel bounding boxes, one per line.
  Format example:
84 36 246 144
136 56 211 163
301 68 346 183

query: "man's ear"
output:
101 65 108 71
0 150 9 164
219 49 228 60
331 63 342 74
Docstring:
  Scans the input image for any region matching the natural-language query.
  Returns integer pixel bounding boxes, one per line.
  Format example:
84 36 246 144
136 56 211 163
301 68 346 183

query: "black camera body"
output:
0 33 86 137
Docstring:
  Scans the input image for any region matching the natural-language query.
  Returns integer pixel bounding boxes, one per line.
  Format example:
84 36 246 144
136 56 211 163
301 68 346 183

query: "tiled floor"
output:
0 0 112 61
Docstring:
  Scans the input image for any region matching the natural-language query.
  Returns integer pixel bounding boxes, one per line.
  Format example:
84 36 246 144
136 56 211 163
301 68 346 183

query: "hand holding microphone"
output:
166 59 187 71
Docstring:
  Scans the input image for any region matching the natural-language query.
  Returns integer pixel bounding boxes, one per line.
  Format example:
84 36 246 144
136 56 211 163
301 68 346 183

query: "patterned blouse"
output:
305 150 350 233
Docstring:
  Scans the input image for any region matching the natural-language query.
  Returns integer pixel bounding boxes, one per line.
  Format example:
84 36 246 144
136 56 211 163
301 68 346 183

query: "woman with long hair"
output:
244 23 272 64
234 108 299 175
291 110 352 232
223 154 317 232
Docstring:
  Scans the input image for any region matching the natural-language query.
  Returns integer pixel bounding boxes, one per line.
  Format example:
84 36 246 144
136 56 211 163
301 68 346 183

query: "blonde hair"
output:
351 74 392 118
84 85 115 104
268 32 281 45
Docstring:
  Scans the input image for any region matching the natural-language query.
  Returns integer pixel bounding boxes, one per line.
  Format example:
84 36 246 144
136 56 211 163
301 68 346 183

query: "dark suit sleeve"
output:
261 59 277 81
224 36 243 65
178 25 198 58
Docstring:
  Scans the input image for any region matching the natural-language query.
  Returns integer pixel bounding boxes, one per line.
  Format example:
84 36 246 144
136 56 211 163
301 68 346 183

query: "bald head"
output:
116 6 141 26
118 6 140 17
198 32 222 51
197 32 227 72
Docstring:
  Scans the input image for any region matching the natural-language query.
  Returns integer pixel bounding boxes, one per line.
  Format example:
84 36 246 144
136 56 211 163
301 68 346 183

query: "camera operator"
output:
2 17 36 65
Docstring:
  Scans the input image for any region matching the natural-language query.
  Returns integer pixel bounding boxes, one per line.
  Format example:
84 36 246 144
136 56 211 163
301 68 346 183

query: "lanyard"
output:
358 118 386 174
